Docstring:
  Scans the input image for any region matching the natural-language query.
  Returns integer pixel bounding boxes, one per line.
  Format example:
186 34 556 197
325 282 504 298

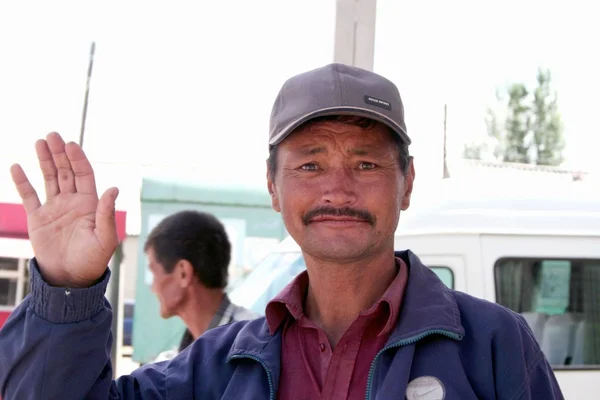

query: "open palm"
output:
10 132 119 288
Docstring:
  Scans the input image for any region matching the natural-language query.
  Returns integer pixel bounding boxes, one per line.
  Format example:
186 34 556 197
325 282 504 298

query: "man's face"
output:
146 247 185 318
267 120 414 263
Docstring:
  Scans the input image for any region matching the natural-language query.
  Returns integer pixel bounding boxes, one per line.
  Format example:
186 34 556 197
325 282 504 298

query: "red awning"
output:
0 310 10 327
0 202 127 241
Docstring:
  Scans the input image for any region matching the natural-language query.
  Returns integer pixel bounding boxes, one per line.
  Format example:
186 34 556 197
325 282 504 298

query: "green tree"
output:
462 94 503 161
462 141 485 160
462 67 565 166
484 102 503 160
531 68 565 166
503 83 531 163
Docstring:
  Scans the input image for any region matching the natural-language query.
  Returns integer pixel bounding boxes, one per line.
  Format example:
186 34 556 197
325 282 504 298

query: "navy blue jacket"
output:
0 250 564 399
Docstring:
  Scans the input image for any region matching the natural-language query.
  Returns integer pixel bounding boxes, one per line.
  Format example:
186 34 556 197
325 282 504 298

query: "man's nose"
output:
320 167 357 206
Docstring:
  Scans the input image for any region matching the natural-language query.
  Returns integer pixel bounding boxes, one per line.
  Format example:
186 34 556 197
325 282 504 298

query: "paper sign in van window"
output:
535 260 571 315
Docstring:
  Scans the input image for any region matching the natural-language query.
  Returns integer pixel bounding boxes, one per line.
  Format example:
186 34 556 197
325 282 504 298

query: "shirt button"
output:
319 343 326 352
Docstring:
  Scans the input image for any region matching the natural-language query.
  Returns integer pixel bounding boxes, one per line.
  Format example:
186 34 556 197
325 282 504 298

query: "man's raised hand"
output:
10 132 119 288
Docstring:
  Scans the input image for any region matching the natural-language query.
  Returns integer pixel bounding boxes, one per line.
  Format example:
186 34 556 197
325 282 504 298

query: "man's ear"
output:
401 157 415 211
177 260 195 288
266 163 281 213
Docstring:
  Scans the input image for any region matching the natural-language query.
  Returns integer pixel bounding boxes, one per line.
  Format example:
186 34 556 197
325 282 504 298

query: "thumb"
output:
96 187 119 248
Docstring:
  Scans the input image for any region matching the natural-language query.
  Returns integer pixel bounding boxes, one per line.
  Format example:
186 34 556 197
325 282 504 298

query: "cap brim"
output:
269 106 411 146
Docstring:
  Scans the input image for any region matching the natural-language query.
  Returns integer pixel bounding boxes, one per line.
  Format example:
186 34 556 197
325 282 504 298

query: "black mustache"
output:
302 206 375 226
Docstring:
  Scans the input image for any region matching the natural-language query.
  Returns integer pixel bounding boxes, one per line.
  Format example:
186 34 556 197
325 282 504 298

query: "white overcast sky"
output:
1 0 598 219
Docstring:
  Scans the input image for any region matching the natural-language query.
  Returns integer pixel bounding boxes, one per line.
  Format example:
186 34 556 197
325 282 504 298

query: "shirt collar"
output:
208 293 234 329
265 257 408 336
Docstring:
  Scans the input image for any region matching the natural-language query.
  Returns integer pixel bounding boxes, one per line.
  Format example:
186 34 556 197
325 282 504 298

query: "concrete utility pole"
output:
106 243 124 378
78 41 123 377
334 0 377 71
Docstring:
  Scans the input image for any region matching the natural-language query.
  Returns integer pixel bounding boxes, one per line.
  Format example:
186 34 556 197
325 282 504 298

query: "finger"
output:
65 141 98 196
46 132 76 194
10 164 42 213
95 187 119 251
35 139 60 199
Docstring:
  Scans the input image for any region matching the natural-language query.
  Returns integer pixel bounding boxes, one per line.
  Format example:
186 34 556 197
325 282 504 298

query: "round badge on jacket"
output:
405 376 445 400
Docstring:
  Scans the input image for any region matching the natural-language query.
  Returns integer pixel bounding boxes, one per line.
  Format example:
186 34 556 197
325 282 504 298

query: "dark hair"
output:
144 210 231 289
267 115 410 178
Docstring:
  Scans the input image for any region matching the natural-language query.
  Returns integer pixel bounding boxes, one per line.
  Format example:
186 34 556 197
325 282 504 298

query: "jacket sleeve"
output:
0 260 169 400
494 312 565 400
512 351 564 400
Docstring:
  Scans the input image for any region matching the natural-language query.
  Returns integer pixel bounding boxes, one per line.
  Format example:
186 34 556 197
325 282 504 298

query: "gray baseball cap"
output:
269 63 410 146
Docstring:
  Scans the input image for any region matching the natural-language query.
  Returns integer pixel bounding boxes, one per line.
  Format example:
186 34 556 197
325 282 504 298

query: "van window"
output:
229 252 306 315
124 302 135 319
430 267 454 289
0 257 20 306
22 260 31 298
0 257 18 271
123 301 135 347
0 278 18 306
494 258 600 368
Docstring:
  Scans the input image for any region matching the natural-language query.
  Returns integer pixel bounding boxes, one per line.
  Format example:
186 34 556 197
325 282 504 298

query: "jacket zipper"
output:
229 354 275 400
230 329 462 400
364 329 463 400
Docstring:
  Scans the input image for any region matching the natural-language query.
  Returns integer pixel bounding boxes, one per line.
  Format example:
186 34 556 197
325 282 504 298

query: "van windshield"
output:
229 251 455 315
229 252 306 315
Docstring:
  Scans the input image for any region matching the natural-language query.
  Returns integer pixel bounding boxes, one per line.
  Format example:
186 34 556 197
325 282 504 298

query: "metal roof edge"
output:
140 175 272 207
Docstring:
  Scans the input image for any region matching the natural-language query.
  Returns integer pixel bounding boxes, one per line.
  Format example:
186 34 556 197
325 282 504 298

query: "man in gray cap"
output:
1 64 563 399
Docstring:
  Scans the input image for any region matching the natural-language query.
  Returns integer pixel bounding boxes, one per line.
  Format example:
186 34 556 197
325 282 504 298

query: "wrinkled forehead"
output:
281 119 398 153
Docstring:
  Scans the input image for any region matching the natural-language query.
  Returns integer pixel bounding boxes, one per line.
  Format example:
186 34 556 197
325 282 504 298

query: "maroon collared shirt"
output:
265 258 408 400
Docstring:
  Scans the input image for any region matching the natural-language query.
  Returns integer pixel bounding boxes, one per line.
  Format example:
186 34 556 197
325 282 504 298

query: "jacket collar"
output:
387 250 464 343
226 317 283 393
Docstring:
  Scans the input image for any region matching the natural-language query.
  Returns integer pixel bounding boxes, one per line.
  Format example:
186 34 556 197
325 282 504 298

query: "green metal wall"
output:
132 176 287 363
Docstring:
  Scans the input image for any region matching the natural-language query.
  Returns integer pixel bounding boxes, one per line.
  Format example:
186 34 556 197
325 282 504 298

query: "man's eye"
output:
300 163 319 171
359 162 377 170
